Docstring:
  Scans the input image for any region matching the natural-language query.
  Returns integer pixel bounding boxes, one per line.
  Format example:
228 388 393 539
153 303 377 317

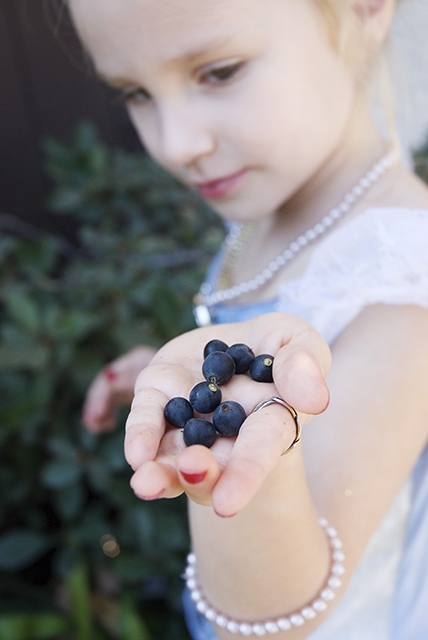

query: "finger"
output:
197 313 330 415
112 346 158 400
212 403 298 516
82 373 116 433
130 458 184 500
176 445 222 506
136 361 198 399
82 346 157 433
274 340 331 416
231 313 330 415
125 360 201 470
130 441 224 502
125 387 170 469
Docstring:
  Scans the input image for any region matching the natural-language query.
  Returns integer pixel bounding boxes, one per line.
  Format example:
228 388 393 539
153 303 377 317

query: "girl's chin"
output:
207 200 278 224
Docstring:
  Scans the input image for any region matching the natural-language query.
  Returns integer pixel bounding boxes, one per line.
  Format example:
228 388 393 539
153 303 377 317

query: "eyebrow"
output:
174 33 237 64
96 72 134 89
96 33 238 88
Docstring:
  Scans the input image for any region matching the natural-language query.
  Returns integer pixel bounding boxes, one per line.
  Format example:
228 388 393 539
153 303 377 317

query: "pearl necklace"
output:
193 149 398 327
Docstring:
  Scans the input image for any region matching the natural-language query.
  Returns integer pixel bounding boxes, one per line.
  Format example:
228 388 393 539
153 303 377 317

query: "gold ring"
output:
252 396 301 455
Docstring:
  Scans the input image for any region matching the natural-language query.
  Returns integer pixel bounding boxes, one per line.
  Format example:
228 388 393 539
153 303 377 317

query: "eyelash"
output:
200 62 244 85
115 87 151 106
114 62 245 106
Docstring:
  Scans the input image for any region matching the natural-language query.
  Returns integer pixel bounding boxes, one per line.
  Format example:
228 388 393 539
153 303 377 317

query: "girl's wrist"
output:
185 517 344 636
189 492 333 625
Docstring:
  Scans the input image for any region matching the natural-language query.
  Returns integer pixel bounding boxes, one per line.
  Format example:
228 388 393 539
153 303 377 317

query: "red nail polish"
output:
104 367 118 382
180 471 207 484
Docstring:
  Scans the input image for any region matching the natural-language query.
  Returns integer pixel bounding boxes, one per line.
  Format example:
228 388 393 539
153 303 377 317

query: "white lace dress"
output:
183 207 428 640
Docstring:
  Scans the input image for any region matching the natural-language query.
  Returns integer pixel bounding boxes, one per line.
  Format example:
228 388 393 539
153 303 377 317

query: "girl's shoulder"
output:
376 165 428 211
278 199 428 345
317 164 428 268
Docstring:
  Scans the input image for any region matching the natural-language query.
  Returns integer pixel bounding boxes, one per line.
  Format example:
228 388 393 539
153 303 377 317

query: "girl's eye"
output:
202 62 244 85
115 87 151 106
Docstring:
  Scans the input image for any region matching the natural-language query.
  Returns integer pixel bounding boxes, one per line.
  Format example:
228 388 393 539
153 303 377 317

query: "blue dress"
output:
184 208 428 640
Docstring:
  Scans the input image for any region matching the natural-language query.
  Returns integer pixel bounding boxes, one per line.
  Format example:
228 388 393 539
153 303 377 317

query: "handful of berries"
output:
164 339 275 448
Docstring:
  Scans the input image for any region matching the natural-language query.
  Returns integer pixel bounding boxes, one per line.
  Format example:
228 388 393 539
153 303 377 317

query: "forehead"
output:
70 0 266 74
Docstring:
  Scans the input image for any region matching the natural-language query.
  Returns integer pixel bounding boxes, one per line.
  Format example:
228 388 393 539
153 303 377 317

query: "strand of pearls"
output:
184 517 345 636
197 149 397 311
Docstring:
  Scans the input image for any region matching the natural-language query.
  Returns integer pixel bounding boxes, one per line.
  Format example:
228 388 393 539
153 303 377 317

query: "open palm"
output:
125 313 331 516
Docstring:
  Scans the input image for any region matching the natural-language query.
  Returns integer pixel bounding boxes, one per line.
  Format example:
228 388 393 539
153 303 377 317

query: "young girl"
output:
73 0 428 637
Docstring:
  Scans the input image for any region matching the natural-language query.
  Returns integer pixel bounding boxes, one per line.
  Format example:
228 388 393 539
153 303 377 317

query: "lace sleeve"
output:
277 208 428 345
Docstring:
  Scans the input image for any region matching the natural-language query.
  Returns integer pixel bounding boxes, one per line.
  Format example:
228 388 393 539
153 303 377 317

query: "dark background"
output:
0 0 140 234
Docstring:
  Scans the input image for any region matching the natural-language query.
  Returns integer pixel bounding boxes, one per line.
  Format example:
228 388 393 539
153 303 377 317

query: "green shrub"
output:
0 122 224 640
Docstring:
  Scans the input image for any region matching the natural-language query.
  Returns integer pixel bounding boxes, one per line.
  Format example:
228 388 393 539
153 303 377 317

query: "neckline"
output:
211 206 428 312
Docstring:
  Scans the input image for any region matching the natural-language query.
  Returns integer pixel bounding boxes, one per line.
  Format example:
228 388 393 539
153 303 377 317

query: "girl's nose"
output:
156 103 216 169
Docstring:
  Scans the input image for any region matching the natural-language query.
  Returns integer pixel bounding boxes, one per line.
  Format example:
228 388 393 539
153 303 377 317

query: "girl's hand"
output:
82 346 157 433
125 313 331 516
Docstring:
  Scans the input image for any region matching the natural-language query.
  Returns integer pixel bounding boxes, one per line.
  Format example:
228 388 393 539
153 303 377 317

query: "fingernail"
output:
214 509 237 519
323 390 330 412
316 388 330 414
137 490 165 501
180 471 207 484
104 367 118 382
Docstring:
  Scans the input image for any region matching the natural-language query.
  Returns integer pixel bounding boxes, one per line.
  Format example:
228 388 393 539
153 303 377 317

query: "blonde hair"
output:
313 0 357 54
313 0 402 152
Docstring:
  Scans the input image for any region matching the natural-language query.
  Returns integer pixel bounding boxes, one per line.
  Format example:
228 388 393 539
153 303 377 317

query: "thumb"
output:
274 342 331 416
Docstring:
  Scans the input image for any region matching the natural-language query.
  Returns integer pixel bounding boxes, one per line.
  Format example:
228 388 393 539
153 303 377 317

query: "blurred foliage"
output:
414 139 428 184
0 123 224 640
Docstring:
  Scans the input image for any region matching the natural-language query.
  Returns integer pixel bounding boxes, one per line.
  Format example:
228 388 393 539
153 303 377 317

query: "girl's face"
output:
70 0 358 222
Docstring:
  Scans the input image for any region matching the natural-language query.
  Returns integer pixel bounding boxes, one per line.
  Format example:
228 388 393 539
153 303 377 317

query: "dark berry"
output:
226 343 255 374
204 339 229 358
213 401 247 437
189 381 222 413
202 351 236 385
249 354 274 383
183 418 217 448
164 397 194 428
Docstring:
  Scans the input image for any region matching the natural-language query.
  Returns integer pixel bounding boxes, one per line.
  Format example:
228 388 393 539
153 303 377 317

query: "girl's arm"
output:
125 306 428 638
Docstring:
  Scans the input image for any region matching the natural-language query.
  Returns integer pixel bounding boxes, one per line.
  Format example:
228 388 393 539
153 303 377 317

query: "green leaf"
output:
50 310 101 340
48 187 84 213
88 144 109 175
0 235 17 260
66 560 95 640
0 530 52 571
99 432 128 472
0 613 69 640
134 506 155 551
75 121 98 151
74 507 111 546
152 284 181 339
0 345 50 371
41 460 82 489
120 595 151 640
14 238 59 275
113 553 153 584
53 483 85 522
53 546 80 579
46 438 79 461
5 292 41 334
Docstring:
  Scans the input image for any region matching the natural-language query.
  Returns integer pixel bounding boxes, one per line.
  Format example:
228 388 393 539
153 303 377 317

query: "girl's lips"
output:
194 169 247 199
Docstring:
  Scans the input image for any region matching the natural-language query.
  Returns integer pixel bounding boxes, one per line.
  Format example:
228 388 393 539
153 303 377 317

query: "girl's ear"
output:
352 0 397 45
